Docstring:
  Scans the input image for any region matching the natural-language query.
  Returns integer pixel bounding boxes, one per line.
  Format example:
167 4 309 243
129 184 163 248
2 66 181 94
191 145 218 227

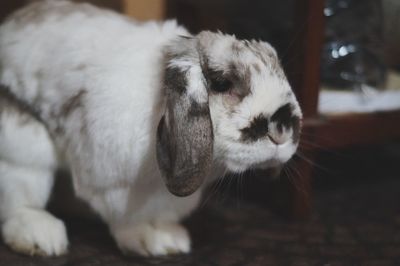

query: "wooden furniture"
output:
122 0 165 21
286 0 400 218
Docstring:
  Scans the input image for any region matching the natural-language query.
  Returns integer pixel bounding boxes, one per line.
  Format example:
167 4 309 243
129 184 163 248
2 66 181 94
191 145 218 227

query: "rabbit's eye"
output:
207 69 232 93
211 77 232 93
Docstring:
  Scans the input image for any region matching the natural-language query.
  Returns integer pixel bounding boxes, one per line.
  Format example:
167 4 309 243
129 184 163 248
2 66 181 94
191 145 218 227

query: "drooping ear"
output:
156 36 213 197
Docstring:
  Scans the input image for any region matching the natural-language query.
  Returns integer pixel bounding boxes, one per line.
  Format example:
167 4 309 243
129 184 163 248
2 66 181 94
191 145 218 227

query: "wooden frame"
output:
122 0 166 21
288 0 400 217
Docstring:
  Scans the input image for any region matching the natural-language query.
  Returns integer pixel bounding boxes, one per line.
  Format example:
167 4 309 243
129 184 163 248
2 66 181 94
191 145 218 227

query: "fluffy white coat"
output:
0 0 301 256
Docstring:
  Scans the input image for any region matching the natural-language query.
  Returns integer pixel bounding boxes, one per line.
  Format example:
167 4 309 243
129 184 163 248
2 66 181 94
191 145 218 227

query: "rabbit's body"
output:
0 0 302 257
0 0 203 256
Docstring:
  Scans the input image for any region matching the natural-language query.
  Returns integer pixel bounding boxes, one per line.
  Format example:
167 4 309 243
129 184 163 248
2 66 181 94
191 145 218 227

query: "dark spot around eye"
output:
202 61 250 101
208 69 232 93
240 114 269 142
212 77 232 93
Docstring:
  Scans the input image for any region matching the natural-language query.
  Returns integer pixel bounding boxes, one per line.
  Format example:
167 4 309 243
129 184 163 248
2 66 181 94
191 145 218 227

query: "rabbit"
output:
0 0 302 257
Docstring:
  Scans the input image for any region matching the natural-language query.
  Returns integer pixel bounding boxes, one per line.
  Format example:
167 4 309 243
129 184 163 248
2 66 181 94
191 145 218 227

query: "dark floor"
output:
1 144 400 266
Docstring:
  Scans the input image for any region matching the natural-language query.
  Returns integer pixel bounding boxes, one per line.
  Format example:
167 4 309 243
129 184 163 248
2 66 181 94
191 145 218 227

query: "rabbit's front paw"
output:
113 222 191 256
1 208 68 256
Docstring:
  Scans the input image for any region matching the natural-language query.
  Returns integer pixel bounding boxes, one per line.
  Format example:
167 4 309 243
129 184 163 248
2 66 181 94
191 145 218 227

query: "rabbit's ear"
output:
156 37 213 197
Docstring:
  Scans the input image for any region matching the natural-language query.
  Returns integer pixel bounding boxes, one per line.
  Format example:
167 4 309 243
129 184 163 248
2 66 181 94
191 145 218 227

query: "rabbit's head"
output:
157 31 302 197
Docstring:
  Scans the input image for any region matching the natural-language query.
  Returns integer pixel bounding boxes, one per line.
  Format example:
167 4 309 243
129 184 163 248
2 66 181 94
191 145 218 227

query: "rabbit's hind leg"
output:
0 99 68 256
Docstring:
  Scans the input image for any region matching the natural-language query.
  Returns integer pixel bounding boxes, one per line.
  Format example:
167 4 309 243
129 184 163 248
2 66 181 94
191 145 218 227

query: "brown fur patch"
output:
60 89 87 118
74 63 87 71
0 85 42 123
252 63 262 74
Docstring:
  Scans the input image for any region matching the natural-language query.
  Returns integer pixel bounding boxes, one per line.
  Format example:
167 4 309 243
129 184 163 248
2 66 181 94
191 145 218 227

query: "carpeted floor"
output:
0 144 399 266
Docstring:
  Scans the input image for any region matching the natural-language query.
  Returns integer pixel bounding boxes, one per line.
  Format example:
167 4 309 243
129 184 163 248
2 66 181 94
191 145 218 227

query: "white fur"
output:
112 222 190 256
2 208 68 256
0 0 301 257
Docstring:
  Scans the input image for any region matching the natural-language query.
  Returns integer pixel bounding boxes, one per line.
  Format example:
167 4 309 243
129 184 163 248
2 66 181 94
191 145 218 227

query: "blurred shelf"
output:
304 110 400 149
318 89 400 114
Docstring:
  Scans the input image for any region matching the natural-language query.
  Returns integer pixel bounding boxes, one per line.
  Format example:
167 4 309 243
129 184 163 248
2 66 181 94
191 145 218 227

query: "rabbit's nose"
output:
268 132 290 145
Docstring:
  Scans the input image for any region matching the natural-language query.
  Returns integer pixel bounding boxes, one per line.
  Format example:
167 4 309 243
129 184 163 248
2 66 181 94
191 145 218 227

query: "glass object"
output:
321 0 387 90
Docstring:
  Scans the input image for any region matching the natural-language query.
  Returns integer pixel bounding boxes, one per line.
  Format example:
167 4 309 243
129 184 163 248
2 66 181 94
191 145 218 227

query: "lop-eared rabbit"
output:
0 0 302 256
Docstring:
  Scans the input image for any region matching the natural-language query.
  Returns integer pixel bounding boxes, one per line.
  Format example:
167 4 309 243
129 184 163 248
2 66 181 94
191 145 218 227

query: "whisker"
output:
211 167 232 206
298 141 348 157
294 152 334 175
235 173 242 209
283 165 298 190
285 164 311 205
225 174 236 204
280 17 309 61
200 173 226 208
300 131 341 144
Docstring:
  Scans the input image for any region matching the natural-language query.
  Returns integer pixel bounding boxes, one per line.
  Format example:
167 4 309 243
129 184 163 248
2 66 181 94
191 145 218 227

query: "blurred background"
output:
1 0 400 265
